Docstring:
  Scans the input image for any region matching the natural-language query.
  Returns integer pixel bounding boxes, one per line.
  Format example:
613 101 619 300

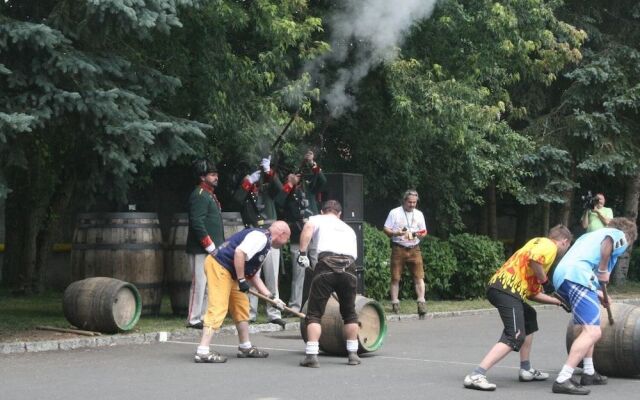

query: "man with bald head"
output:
194 221 291 363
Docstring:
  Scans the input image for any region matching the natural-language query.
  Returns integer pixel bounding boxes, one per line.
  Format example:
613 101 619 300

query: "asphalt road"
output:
2 308 639 400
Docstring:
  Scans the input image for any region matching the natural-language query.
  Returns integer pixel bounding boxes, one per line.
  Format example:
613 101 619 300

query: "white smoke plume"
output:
309 0 437 117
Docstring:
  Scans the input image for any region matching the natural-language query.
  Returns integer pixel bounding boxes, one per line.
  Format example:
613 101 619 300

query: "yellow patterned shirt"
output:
488 237 558 300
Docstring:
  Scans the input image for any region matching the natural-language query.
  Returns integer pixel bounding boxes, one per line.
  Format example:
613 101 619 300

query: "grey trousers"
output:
186 253 207 326
249 248 282 321
288 242 318 312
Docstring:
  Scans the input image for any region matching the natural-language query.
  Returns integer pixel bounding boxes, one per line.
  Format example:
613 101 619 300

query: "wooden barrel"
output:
63 277 141 333
71 212 164 315
565 303 640 377
300 294 387 355
165 212 246 316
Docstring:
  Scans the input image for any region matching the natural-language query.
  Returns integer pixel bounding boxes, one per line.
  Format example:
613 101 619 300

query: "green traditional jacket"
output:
186 183 224 254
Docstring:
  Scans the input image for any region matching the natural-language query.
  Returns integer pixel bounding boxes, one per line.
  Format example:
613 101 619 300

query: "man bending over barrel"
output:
193 221 290 363
297 200 360 368
551 217 636 395
463 225 573 391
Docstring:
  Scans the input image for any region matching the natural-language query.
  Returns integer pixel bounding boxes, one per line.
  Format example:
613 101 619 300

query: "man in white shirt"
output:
296 200 360 368
383 189 428 317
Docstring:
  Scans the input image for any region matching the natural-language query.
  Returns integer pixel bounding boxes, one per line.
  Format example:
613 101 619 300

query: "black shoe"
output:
269 318 287 328
552 379 590 395
186 322 203 329
580 372 608 386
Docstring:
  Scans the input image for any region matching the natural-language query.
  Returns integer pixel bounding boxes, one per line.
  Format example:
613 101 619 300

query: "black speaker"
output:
322 173 364 222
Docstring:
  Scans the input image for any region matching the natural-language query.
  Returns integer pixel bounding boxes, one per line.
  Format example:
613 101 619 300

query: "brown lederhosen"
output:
390 242 424 281
305 252 358 325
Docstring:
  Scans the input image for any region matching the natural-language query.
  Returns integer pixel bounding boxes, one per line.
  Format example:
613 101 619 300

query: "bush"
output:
421 236 458 299
363 222 392 301
448 233 505 299
628 247 640 282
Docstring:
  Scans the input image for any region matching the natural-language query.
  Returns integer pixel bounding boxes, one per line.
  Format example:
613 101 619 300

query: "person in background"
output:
581 193 613 233
383 189 428 317
285 149 326 313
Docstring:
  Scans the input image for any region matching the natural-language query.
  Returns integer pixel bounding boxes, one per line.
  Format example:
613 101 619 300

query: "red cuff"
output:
263 170 274 182
241 179 253 192
312 164 321 174
283 182 294 194
200 236 213 249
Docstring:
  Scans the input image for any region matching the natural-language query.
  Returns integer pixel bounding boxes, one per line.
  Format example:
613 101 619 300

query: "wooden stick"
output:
248 289 306 318
36 325 101 336
600 283 614 325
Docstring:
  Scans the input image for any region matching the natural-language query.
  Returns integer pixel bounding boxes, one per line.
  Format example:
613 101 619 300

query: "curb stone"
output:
2 297 639 355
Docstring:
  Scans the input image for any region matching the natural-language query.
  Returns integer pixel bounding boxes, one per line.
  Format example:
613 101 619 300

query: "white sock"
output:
197 345 209 355
346 340 359 353
239 341 252 349
305 341 319 355
556 365 574 383
583 358 595 375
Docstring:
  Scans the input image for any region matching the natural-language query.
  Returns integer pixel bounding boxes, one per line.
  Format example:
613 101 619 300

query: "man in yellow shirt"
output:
463 225 573 391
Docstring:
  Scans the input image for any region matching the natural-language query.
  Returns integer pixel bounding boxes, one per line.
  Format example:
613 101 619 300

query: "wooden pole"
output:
248 289 306 318
600 283 614 325
36 325 101 336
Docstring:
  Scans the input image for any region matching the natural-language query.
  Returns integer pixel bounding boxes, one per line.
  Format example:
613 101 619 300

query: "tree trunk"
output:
560 188 574 228
486 183 497 240
612 172 640 285
34 177 76 293
541 201 550 236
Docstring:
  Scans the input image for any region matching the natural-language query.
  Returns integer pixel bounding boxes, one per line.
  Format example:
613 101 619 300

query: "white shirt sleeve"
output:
236 231 268 260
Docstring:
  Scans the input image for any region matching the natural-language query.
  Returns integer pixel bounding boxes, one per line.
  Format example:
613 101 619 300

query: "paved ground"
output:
2 307 639 400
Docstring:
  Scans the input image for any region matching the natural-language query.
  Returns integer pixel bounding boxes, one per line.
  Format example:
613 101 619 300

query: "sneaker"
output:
391 303 400 314
580 372 608 386
269 318 287 329
347 351 361 366
186 322 203 329
194 351 227 363
463 374 496 391
417 302 427 319
519 368 550 382
552 379 590 395
237 346 269 358
300 354 320 368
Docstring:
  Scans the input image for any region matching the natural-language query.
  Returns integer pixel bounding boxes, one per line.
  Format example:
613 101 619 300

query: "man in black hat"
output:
185 159 224 329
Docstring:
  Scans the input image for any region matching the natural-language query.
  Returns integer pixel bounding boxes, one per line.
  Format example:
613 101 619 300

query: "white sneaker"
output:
519 368 549 382
463 374 497 391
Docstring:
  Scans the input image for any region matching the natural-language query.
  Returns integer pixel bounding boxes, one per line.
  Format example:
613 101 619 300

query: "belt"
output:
391 242 419 250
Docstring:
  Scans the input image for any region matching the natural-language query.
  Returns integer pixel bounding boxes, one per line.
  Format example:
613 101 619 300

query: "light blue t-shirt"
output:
553 228 628 291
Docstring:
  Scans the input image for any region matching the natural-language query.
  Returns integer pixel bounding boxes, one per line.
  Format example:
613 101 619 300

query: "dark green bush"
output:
421 236 458 299
448 233 505 299
628 247 640 282
363 222 392 300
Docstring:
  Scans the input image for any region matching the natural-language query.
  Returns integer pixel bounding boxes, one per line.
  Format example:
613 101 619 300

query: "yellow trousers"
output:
203 256 250 329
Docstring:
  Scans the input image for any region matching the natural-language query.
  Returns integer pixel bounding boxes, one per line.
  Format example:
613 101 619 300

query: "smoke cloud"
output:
308 0 437 117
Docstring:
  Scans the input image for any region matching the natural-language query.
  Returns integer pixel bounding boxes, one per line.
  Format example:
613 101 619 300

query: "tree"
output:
0 0 209 293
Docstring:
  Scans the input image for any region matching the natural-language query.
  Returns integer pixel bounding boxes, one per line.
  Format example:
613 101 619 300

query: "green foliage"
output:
363 222 391 301
448 233 505 299
628 247 640 282
421 236 457 299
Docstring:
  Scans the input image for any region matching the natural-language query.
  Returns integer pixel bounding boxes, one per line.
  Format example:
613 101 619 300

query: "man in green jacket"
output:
185 159 224 329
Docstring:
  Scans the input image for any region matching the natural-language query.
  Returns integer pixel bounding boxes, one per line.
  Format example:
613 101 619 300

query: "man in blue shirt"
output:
551 217 637 395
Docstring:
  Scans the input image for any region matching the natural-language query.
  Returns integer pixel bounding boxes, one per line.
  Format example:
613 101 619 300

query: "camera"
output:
581 191 599 210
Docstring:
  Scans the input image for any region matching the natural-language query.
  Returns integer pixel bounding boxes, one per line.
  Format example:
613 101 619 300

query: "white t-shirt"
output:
308 214 357 259
384 206 427 247
237 231 268 260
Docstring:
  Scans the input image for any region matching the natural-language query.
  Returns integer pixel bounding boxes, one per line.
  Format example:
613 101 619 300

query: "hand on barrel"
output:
552 293 571 313
297 251 310 268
